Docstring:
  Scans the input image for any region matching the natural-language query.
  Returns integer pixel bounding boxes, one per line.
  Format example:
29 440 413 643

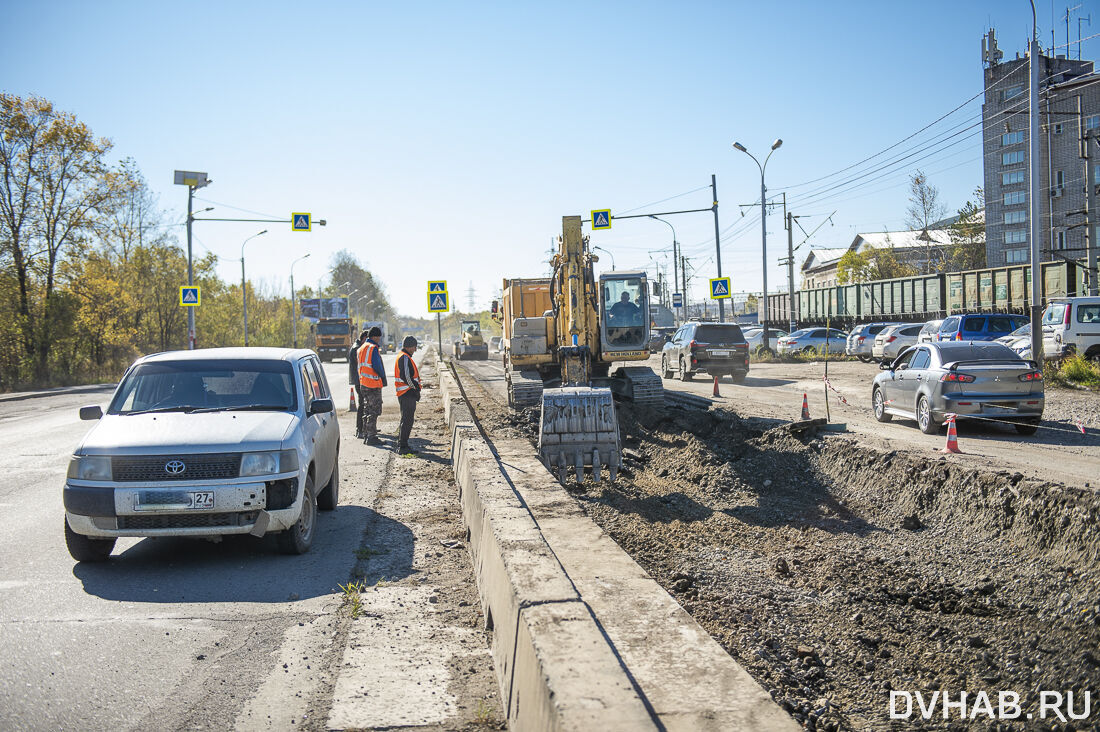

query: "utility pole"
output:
784 193 797 334
681 254 689 317
711 174 724 323
1086 131 1099 295
1028 3 1044 361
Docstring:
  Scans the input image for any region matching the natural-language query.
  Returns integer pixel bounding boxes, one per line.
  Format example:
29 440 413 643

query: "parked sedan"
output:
846 322 902 361
872 323 924 361
776 328 847 355
64 348 341 562
743 328 789 352
917 319 943 344
871 342 1043 435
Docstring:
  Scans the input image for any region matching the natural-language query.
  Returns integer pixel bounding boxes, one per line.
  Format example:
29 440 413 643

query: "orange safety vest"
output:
357 341 383 389
394 352 420 397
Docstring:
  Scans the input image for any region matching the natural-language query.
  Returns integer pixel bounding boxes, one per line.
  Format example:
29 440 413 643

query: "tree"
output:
948 187 986 271
905 170 948 273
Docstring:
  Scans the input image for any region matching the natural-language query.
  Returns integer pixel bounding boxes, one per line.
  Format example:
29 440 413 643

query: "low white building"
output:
800 229 954 289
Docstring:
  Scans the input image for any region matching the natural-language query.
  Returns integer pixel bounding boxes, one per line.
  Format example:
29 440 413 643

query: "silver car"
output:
64 348 341 562
846 322 902 361
871 342 1044 435
871 323 924 361
917 319 943 344
743 327 788 352
776 327 847 355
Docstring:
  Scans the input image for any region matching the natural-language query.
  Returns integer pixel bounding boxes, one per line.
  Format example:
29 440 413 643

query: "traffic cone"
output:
349 386 357 413
800 393 810 420
942 414 963 454
713 376 720 397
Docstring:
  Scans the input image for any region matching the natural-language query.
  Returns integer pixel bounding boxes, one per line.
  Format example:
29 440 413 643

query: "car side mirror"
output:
879 362 892 371
309 397 334 415
79 405 103 420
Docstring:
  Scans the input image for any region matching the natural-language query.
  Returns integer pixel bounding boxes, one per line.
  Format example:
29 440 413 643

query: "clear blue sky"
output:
3 0 1096 316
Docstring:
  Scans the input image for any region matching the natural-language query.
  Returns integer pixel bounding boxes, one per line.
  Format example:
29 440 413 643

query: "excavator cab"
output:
599 272 649 352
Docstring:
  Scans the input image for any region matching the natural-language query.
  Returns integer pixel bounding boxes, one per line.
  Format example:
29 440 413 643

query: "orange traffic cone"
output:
800 393 810 420
349 386 357 413
713 376 720 397
942 414 963 454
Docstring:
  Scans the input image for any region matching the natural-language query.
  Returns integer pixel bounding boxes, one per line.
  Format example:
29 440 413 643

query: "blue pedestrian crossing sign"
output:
428 292 450 313
709 277 731 299
591 209 612 230
672 292 683 308
179 286 201 306
291 212 311 231
427 280 448 293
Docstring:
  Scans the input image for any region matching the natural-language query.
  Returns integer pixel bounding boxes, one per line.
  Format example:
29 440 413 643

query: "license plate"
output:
981 404 1015 415
710 350 730 357
189 491 215 509
135 490 215 511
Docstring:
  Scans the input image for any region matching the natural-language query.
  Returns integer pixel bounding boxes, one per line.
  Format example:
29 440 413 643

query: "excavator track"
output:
506 368 544 409
613 366 664 407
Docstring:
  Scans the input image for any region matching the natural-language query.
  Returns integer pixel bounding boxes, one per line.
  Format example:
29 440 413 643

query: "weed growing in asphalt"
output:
473 699 495 725
354 547 385 560
338 581 365 619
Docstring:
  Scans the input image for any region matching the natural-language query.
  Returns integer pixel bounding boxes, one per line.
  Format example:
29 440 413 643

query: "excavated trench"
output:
459 369 1100 731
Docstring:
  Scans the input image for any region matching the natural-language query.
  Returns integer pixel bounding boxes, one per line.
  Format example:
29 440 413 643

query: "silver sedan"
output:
776 328 847 355
871 323 924 361
871 342 1044 435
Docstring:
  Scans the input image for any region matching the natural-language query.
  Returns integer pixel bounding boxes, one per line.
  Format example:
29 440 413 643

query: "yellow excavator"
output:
494 215 662 482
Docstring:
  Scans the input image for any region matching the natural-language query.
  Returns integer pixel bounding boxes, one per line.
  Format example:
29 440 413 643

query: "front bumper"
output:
64 473 301 538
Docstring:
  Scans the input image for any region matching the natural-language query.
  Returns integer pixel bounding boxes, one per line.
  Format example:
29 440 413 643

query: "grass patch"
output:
751 348 860 364
354 547 386 560
338 581 366 619
1046 355 1100 389
473 699 496 726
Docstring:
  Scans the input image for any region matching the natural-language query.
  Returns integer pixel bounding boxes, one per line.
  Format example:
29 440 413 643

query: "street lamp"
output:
173 170 212 349
290 253 311 348
356 296 373 322
733 138 783 352
649 215 680 324
240 229 268 346
592 245 616 270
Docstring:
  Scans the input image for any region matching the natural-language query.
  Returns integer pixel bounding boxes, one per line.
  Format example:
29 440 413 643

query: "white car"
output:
742 328 788 352
871 323 924 361
64 348 341 562
1042 297 1100 361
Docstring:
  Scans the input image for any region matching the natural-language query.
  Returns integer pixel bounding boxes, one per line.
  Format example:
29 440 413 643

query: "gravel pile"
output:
465 379 1100 730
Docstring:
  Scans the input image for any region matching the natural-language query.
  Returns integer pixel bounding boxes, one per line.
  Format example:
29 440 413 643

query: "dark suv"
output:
660 321 749 383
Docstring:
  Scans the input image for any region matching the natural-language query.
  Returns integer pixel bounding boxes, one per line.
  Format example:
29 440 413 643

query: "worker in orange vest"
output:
357 326 386 445
394 335 421 454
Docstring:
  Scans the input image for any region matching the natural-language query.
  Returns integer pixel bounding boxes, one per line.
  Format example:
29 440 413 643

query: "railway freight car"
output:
765 261 1085 328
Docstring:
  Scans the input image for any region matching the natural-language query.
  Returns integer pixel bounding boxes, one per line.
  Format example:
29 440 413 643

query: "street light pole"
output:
733 139 783 351
240 229 268 346
649 215 679 324
1028 0 1045 361
290 253 311 348
593 245 616 270
174 171 211 349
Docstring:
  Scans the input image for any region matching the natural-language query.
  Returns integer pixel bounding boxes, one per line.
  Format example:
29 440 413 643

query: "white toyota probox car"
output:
64 348 340 562
1041 296 1100 361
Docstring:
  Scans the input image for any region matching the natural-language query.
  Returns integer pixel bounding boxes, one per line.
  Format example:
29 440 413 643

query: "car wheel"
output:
661 356 673 379
917 395 939 434
872 386 892 423
1015 419 1040 436
317 458 339 511
803 346 817 355
64 517 115 562
679 358 693 381
858 355 870 363
277 473 316 555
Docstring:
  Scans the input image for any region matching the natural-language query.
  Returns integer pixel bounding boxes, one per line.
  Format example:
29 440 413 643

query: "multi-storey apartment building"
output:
981 29 1098 268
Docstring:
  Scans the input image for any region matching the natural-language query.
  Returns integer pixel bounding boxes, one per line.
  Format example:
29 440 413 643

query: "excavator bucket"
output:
538 386 621 482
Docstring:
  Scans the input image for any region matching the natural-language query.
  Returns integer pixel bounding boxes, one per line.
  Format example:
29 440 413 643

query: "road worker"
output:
357 326 386 445
394 335 421 455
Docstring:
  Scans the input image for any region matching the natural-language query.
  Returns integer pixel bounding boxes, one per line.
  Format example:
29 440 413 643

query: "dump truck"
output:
492 215 662 482
311 317 355 361
453 320 489 360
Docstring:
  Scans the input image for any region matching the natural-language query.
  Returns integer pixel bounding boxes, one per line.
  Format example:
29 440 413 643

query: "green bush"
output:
1059 355 1100 388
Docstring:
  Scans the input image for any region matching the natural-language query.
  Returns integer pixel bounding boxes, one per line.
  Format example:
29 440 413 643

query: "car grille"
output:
112 453 242 482
117 511 257 530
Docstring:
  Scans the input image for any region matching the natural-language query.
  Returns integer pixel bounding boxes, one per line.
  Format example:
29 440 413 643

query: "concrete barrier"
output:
440 360 797 731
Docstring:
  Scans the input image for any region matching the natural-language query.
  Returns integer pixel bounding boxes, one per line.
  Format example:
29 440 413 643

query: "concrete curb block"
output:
444 360 799 731
441 360 655 730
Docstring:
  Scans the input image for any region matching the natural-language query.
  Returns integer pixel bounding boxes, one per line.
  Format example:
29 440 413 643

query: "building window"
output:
1002 131 1025 145
1053 122 1064 134
1002 150 1025 165
1003 170 1025 185
1005 248 1029 264
1056 230 1066 250
1004 229 1027 244
1004 210 1027 224
1087 115 1100 130
1095 167 1100 185
1003 191 1027 205
1056 170 1065 188
1003 85 1024 102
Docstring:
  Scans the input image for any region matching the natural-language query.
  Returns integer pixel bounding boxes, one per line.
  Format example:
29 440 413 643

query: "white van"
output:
1041 297 1100 360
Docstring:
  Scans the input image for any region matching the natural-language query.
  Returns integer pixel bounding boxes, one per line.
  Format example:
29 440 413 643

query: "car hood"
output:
78 411 298 455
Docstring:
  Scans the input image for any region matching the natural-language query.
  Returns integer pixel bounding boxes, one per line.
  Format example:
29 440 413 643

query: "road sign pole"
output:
186 186 196 349
436 313 442 356
711 174 724 323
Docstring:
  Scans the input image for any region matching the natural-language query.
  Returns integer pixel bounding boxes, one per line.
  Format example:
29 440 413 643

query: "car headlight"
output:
67 455 112 481
239 449 299 477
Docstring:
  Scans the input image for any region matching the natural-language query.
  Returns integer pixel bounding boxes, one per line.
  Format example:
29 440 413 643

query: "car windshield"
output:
694 324 744 343
462 321 481 334
788 329 811 338
1042 303 1068 325
110 359 298 414
316 322 349 335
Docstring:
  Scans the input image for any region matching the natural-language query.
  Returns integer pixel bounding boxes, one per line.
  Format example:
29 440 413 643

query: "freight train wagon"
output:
765 261 1086 328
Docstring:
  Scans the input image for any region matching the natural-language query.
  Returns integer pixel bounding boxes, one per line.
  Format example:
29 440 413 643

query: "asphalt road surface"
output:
0 353 499 731
460 352 1099 489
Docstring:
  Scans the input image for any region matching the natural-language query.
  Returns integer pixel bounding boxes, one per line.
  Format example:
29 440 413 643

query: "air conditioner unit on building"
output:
1051 187 1064 198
